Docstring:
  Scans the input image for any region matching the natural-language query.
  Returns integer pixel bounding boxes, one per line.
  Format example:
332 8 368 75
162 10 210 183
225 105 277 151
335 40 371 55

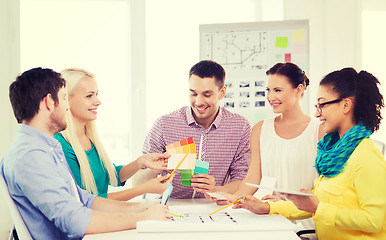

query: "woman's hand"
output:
139 174 173 194
139 153 170 171
281 190 319 213
233 195 270 214
141 202 171 221
262 194 282 202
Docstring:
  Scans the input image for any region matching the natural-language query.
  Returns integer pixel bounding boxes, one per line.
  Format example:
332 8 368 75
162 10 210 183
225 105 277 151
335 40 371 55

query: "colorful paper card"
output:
166 137 197 170
167 154 196 170
166 138 211 186
160 183 173 205
180 169 194 186
194 159 209 175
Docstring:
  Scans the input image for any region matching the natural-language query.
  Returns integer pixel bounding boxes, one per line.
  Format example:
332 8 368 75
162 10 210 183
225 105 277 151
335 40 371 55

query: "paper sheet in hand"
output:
246 183 313 196
252 176 276 200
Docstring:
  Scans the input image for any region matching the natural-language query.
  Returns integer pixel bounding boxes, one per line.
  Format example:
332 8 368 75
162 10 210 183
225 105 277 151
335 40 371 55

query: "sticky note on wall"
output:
275 37 288 48
285 53 291 62
293 29 305 42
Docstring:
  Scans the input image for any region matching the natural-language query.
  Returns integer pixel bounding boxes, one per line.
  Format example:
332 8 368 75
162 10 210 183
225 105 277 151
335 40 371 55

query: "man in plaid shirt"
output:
136 60 251 199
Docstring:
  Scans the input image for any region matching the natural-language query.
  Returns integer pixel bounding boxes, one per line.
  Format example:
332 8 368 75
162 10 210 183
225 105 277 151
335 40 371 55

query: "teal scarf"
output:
315 123 372 177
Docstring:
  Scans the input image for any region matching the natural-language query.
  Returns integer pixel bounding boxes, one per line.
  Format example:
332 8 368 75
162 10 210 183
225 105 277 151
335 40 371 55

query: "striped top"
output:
142 106 251 198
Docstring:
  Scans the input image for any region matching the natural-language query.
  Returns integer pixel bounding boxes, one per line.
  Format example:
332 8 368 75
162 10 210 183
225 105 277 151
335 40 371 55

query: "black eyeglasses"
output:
315 98 342 113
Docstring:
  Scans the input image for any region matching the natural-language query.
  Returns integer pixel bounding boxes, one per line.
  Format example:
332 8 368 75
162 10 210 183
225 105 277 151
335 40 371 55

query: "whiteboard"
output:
200 20 309 125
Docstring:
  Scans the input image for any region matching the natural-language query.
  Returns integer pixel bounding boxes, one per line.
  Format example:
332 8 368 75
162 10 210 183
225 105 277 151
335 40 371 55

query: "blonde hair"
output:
60 68 118 195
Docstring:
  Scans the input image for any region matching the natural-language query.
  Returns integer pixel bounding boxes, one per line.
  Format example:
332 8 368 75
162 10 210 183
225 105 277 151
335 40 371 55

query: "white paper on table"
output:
167 154 196 169
252 176 276 200
137 204 296 233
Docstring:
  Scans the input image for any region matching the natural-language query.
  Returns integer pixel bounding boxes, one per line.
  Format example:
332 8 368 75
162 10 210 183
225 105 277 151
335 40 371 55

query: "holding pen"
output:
209 197 246 215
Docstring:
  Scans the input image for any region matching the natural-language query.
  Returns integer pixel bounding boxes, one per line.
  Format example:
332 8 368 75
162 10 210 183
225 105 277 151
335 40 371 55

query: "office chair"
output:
296 229 316 239
0 175 32 240
373 139 385 156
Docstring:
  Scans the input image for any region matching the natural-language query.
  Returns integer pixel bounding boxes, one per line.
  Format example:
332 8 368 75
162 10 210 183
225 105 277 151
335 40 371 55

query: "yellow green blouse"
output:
269 138 386 240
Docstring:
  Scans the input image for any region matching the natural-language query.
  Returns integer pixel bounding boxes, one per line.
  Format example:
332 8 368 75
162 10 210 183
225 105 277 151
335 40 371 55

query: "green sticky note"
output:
276 37 288 48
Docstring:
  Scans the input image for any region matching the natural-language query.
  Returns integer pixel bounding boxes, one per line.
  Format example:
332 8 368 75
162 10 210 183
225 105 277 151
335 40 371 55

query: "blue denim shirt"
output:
1 124 96 240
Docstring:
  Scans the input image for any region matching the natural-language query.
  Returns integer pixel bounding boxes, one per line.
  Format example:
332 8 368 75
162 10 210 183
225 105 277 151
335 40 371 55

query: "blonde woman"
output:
55 68 170 200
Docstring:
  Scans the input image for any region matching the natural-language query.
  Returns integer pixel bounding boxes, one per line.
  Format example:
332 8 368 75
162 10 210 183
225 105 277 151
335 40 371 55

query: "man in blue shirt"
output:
0 68 170 240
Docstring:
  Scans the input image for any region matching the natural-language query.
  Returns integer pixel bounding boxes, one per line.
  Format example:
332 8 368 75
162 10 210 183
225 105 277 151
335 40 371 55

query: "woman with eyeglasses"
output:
234 68 386 240
211 62 324 230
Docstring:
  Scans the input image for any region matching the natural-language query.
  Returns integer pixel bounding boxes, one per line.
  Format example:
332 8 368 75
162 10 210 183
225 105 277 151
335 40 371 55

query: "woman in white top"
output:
213 62 324 203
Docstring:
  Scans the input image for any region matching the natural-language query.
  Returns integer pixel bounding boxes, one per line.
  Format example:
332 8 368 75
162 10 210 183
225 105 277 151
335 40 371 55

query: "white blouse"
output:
260 117 320 191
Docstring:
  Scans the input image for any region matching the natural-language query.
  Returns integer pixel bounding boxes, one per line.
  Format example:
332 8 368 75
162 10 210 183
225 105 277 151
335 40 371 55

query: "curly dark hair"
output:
320 68 384 132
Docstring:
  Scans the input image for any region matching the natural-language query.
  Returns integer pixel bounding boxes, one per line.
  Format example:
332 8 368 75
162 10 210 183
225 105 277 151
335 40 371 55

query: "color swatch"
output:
194 159 209 175
160 183 173 205
165 138 210 186
180 169 194 186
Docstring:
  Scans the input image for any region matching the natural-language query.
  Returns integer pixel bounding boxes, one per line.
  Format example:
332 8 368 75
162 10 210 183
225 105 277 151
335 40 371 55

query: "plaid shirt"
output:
142 106 251 198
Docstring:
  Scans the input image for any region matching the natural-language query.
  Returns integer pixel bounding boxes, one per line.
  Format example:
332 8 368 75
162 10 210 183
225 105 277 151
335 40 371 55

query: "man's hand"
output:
190 173 216 193
138 153 170 171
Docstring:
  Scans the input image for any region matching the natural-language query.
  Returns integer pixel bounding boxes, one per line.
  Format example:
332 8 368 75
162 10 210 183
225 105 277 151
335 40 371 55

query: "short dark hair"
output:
320 68 384 132
9 67 66 123
266 62 309 89
189 60 226 89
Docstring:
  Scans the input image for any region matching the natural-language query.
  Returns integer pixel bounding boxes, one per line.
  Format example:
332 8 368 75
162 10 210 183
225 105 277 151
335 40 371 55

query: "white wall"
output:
285 0 386 144
361 0 386 144
0 0 20 238
284 0 362 115
19 0 131 166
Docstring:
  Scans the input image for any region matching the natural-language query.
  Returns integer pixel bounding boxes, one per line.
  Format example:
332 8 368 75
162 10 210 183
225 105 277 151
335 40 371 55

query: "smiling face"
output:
315 85 347 134
266 74 302 114
68 76 101 123
189 74 225 128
